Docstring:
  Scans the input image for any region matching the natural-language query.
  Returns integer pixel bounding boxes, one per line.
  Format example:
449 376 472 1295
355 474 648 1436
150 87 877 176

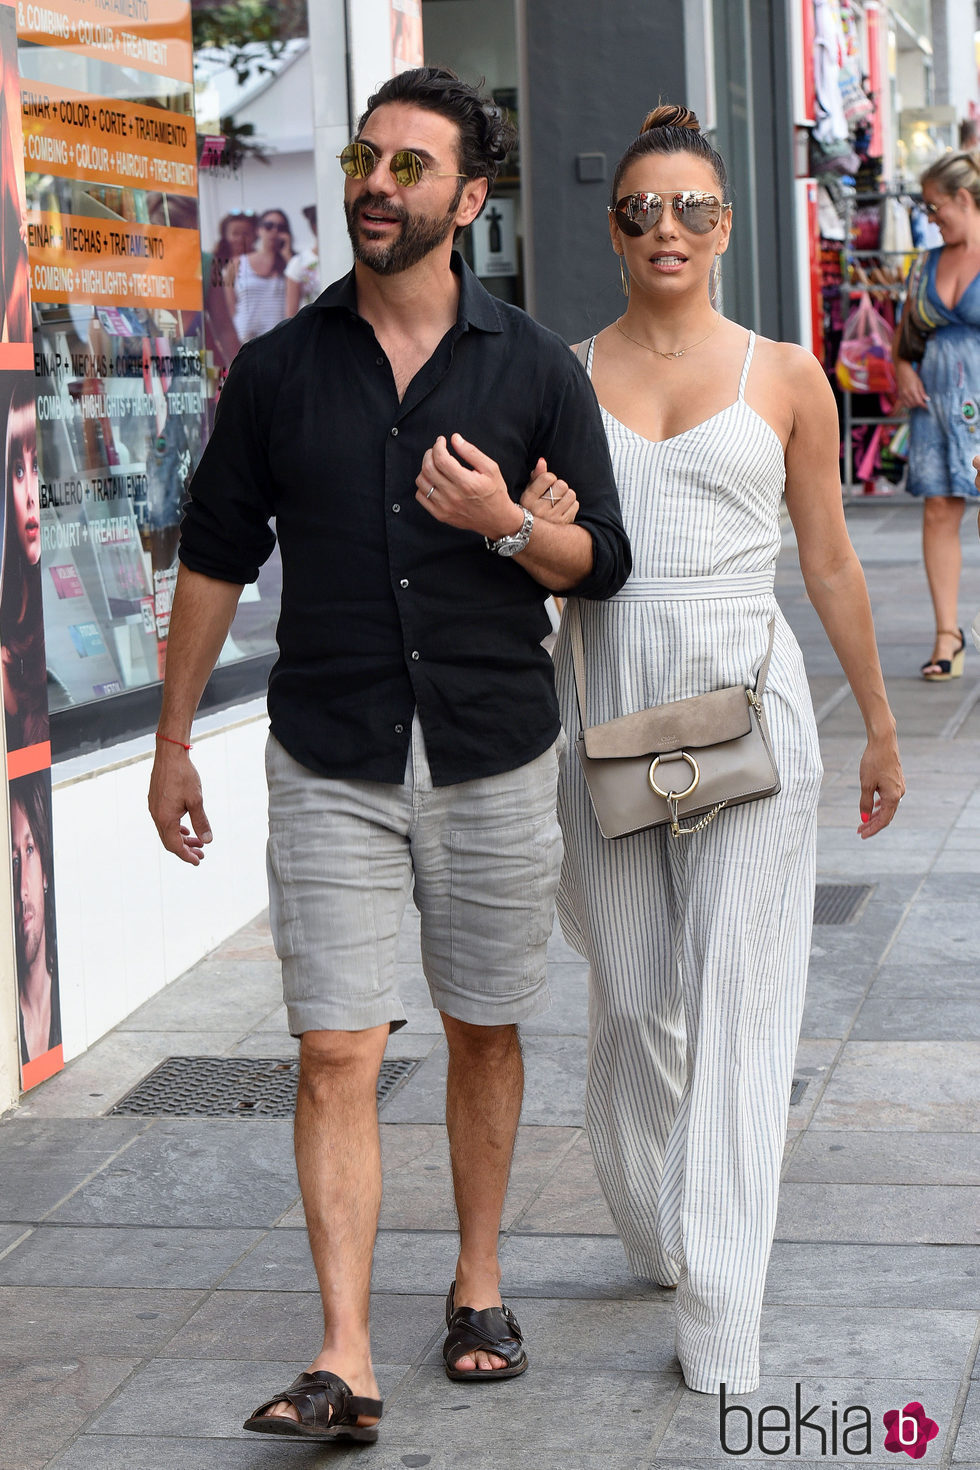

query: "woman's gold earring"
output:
710 254 721 302
619 257 630 297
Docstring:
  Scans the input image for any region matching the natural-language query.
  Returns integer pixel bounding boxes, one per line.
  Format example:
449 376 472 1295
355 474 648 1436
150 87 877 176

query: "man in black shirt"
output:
149 67 629 1443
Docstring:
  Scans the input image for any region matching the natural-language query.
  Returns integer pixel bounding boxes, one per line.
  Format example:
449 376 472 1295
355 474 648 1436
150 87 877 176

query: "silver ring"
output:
426 485 436 499
546 487 556 505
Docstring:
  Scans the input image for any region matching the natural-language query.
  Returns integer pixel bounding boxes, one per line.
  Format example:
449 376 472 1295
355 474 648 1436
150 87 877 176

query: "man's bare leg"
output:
259 1024 388 1426
442 1015 524 1372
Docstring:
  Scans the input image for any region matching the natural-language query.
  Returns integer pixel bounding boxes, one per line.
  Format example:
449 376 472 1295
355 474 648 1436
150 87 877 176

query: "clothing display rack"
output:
837 189 925 492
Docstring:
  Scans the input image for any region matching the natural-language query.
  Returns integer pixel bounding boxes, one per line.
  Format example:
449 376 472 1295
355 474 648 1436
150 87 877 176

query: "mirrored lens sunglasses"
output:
610 191 729 236
338 140 468 188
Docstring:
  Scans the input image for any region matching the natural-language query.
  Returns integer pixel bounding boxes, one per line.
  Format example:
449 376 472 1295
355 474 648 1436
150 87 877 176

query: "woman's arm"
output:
892 302 930 410
781 346 905 836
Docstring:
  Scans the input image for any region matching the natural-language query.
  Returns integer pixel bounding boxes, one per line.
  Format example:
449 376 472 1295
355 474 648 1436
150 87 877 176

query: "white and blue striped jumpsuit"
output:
554 333 823 1394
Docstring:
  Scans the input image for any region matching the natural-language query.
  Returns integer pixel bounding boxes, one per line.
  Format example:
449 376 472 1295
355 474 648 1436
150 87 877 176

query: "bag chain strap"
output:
668 795 727 837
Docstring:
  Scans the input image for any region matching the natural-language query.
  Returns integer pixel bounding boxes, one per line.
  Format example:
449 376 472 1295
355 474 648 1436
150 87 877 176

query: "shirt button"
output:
399 578 409 588
392 503 400 513
376 356 384 365
394 723 404 733
411 650 420 660
390 426 399 437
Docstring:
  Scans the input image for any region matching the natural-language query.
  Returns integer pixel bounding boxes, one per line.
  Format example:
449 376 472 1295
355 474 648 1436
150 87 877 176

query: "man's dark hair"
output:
358 67 517 193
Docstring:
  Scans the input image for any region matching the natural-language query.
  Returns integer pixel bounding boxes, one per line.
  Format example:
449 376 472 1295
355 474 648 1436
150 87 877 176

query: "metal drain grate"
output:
813 883 874 926
108 1056 420 1118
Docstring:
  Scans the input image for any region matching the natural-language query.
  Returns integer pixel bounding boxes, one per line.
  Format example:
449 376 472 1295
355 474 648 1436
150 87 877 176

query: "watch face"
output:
488 509 532 555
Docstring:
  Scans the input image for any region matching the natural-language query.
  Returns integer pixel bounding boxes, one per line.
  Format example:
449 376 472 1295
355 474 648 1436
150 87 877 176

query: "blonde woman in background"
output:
894 151 980 679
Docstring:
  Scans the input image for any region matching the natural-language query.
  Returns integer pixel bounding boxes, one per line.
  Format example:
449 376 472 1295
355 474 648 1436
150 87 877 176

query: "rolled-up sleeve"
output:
178 342 277 584
533 354 631 599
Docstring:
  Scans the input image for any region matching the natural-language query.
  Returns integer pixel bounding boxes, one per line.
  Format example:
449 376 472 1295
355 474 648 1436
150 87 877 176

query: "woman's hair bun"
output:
641 104 701 134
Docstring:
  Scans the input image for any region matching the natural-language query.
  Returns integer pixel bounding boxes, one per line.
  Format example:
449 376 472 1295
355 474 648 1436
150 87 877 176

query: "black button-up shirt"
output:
179 254 630 785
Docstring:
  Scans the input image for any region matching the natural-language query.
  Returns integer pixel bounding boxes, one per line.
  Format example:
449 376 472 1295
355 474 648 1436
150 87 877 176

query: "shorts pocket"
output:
448 810 562 995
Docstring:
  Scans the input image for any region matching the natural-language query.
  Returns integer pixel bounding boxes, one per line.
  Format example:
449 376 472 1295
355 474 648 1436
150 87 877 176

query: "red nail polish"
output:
861 812 871 823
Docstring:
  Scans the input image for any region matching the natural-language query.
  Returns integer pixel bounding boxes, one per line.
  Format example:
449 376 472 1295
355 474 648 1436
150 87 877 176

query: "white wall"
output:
896 45 930 111
50 709 269 1062
309 0 355 289
933 0 979 121
349 0 398 120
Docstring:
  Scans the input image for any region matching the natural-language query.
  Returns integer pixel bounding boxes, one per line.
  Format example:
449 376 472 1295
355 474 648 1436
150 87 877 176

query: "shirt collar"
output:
315 251 503 334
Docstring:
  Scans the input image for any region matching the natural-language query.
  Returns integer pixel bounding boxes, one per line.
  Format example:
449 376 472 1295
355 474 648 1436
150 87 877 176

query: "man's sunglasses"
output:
338 140 467 188
610 191 730 236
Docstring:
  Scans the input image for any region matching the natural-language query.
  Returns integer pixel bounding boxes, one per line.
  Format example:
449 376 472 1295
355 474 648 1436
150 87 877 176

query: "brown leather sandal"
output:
443 1280 528 1382
243 1370 382 1442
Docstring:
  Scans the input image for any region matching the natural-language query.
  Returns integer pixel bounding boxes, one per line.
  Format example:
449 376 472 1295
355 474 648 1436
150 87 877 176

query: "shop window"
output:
17 1 312 759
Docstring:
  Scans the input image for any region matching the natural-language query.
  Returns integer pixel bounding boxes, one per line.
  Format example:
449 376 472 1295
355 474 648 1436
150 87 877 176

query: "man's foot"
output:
245 1357 381 1438
443 1280 528 1381
446 1262 511 1373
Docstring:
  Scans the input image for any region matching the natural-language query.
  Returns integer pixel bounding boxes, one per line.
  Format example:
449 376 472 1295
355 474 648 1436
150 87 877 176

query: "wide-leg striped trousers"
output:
556 642 821 1394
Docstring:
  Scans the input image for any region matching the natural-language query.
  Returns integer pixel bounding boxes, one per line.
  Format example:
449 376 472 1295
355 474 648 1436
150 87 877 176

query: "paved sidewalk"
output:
2 498 979 1469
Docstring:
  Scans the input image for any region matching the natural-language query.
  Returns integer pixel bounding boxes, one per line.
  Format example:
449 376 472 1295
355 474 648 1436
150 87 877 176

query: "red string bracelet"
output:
156 733 193 751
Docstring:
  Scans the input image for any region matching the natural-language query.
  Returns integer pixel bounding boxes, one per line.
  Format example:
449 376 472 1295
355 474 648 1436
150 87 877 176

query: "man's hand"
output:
520 456 579 524
148 743 213 865
415 433 523 539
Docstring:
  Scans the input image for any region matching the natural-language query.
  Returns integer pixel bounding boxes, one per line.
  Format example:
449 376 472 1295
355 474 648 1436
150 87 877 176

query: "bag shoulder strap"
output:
572 338 593 367
567 597 589 728
567 598 776 726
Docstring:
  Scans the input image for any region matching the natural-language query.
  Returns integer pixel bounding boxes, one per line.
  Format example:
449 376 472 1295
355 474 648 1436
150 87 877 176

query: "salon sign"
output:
0 0 62 1091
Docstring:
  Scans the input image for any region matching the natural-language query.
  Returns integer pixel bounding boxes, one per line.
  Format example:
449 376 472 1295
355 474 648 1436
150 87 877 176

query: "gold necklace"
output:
614 311 720 360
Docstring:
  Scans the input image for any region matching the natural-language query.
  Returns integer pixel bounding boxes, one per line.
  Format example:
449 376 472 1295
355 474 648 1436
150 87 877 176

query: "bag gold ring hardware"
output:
648 751 700 802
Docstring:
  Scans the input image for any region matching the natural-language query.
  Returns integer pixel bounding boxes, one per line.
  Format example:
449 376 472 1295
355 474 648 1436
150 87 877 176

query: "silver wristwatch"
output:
485 507 534 557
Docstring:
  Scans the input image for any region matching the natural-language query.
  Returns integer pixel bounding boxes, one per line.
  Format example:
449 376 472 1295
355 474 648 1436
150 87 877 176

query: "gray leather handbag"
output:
567 601 781 839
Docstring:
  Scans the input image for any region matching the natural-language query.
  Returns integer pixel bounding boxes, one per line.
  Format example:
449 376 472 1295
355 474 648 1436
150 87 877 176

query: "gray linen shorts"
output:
265 716 564 1035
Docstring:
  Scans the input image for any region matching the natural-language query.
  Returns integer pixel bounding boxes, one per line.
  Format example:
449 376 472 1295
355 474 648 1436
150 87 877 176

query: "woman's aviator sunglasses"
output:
338 140 467 188
610 191 729 236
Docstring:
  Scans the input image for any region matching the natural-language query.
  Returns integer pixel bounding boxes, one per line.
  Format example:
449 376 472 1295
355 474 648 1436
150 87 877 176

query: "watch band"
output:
485 506 534 557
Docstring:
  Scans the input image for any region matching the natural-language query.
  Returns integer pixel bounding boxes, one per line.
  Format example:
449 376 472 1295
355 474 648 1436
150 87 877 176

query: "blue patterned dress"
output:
906 247 980 499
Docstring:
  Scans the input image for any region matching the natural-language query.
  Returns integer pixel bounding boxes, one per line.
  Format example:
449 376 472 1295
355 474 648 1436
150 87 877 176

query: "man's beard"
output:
345 189 462 275
17 903 43 972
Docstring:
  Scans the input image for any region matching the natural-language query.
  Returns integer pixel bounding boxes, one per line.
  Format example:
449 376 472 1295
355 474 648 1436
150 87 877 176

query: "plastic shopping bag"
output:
835 291 897 395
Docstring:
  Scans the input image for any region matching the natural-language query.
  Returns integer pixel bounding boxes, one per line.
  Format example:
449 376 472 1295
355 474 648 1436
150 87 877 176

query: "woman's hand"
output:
520 456 579 523
856 732 905 838
895 358 929 412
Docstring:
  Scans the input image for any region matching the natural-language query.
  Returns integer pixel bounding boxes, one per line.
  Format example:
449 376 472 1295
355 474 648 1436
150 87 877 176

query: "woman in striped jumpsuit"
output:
535 107 904 1395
